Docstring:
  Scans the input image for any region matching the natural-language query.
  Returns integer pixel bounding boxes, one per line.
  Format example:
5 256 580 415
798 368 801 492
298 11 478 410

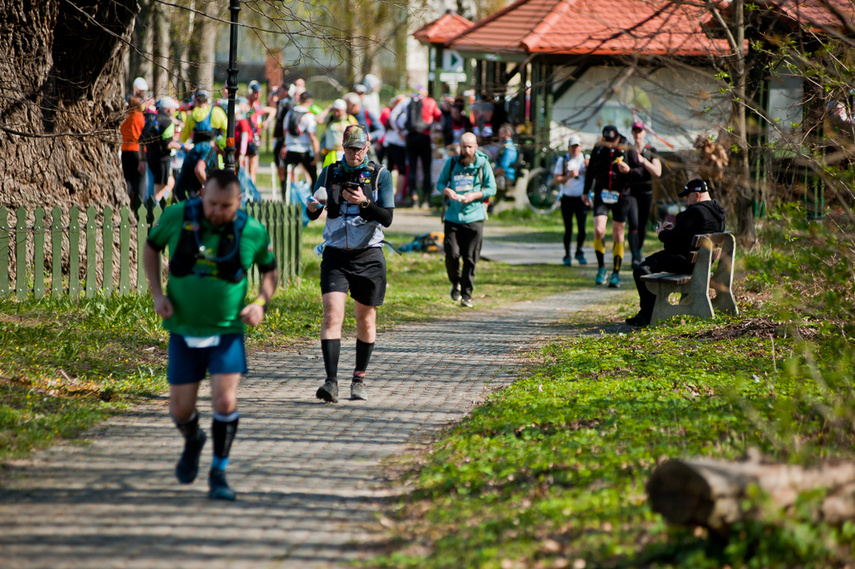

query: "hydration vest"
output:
168 198 248 283
324 161 383 219
191 106 217 143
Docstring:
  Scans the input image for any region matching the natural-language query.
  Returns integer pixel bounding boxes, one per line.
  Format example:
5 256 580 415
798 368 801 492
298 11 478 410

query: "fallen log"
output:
646 452 855 532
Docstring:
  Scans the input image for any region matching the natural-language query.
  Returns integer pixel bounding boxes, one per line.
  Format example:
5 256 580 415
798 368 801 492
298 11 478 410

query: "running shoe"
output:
460 297 474 308
316 380 339 403
351 376 367 401
562 255 572 266
608 272 621 288
175 431 206 484
575 251 588 265
450 283 461 302
595 267 607 285
208 468 236 501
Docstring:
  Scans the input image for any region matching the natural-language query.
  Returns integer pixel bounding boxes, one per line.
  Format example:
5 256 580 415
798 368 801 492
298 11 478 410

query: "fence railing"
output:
0 201 302 300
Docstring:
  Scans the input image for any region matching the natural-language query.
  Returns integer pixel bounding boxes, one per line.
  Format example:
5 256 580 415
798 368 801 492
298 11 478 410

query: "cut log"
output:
646 454 855 532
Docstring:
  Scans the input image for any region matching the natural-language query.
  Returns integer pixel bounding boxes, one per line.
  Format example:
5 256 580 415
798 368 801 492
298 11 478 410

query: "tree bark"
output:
153 0 171 97
190 0 218 92
647 455 855 533
0 0 138 211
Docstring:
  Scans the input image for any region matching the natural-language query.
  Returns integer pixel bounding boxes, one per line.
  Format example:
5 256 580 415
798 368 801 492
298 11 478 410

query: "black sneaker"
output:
450 283 461 302
175 431 206 484
316 380 339 403
625 314 650 327
351 378 367 401
208 468 236 501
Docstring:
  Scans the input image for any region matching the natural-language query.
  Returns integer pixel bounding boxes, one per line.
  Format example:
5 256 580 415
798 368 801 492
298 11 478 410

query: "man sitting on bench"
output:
626 178 726 327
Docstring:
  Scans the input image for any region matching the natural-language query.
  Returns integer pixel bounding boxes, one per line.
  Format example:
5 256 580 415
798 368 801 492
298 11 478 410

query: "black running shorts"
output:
320 246 387 306
593 192 630 223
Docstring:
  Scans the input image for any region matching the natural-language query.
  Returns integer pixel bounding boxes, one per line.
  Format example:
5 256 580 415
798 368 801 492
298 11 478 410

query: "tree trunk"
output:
130 0 153 92
731 0 757 243
647 455 855 533
0 0 138 211
153 1 171 98
190 0 218 92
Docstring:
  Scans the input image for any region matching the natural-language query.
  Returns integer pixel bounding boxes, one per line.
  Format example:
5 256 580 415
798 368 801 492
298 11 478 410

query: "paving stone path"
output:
0 207 629 568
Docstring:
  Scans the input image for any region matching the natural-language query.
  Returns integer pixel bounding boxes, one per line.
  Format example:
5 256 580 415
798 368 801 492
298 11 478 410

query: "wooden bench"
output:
639 232 738 325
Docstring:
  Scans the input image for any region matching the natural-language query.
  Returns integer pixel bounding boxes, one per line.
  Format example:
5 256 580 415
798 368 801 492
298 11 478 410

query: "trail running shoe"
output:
595 267 607 285
562 255 572 266
316 380 339 403
631 255 645 269
460 297 474 308
575 251 588 265
608 272 621 288
208 468 236 501
175 431 206 484
450 283 461 301
351 377 367 401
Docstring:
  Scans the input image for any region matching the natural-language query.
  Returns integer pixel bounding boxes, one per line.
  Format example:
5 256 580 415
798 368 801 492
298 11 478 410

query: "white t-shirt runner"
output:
554 154 587 198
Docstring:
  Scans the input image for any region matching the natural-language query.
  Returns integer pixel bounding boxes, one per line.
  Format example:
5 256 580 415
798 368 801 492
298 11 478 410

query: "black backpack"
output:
273 98 293 139
287 109 306 137
405 97 427 135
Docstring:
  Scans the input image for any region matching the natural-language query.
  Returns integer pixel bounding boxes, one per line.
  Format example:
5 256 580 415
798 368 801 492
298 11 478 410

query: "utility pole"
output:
223 0 240 171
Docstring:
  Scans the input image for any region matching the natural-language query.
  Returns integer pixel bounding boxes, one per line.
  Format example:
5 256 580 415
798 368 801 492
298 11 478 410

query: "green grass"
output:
366 208 855 569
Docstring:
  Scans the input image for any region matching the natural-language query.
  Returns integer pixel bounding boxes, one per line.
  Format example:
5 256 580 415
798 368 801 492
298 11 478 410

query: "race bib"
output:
453 173 474 193
184 335 221 348
601 190 620 204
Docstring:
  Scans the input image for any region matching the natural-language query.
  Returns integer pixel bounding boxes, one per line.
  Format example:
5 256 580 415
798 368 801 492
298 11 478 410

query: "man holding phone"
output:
306 125 395 403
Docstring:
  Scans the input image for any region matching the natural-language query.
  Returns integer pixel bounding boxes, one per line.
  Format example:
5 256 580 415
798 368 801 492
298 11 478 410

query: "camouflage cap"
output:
343 127 368 148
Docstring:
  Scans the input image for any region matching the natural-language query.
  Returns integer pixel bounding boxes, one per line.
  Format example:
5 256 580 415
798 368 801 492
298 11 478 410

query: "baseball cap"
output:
194 89 209 99
332 99 347 111
354 84 367 95
342 127 368 148
248 80 261 92
631 122 645 131
678 178 709 197
568 134 582 147
602 125 619 140
155 97 179 110
133 77 148 92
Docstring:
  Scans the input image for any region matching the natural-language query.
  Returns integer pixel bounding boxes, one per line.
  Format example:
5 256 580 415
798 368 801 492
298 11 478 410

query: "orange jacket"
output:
120 111 145 152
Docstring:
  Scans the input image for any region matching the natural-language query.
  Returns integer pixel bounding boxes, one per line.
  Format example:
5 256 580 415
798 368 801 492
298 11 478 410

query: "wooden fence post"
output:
136 203 148 293
69 206 80 298
85 205 97 298
15 208 26 300
0 206 8 296
33 207 45 299
103 205 114 297
119 207 131 295
51 207 62 297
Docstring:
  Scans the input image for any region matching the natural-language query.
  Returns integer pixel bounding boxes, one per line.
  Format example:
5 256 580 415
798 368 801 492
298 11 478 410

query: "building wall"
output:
550 65 731 152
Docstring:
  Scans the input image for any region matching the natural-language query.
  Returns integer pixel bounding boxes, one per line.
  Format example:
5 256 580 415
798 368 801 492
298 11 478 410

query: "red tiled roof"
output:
413 12 474 45
447 0 734 57
750 0 854 30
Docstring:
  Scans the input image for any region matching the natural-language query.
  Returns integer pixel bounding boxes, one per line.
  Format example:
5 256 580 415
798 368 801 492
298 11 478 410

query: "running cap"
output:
631 122 645 131
354 84 367 95
133 77 148 92
248 80 261 92
342 127 368 148
678 178 709 197
602 125 619 140
332 99 347 111
568 134 582 146
194 89 209 99
156 97 179 110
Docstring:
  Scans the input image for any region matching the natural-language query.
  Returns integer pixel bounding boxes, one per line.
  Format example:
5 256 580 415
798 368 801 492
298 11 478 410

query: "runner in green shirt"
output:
144 169 278 501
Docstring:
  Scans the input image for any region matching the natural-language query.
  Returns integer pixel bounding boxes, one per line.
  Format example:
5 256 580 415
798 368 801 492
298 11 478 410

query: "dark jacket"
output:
659 199 726 257
584 135 633 195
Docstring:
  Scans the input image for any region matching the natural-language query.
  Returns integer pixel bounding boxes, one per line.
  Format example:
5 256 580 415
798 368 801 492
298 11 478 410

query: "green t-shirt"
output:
148 202 276 336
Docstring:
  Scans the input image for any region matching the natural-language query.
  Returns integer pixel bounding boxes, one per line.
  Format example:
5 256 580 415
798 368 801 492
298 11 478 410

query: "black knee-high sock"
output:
321 338 341 381
174 410 200 441
355 339 375 374
211 411 239 471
